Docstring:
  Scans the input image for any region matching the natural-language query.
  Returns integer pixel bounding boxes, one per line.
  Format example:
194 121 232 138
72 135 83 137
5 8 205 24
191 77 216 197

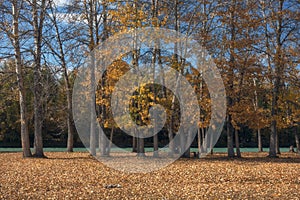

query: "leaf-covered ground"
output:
0 152 300 199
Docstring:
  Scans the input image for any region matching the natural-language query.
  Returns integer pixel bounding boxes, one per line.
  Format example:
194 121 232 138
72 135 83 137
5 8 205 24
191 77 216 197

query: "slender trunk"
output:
12 0 31 157
295 127 300 153
276 132 280 154
48 2 75 152
99 76 107 156
269 0 283 158
180 129 189 158
168 128 174 156
99 128 106 156
66 89 75 152
227 116 235 157
235 129 241 158
66 89 74 152
168 0 179 157
107 127 114 155
227 2 236 158
89 51 96 156
197 127 201 158
201 126 206 153
51 6 75 152
99 0 109 157
86 0 96 156
257 129 263 152
153 134 159 157
269 120 277 157
152 0 159 158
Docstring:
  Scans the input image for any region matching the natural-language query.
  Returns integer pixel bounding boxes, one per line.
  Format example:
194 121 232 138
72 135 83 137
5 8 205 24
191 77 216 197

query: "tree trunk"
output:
66 81 74 152
99 128 107 156
257 129 263 152
151 0 159 157
227 116 235 157
180 131 189 158
269 120 277 157
12 0 32 158
269 0 284 158
201 126 206 153
235 128 241 158
168 128 174 156
48 2 75 152
137 137 145 157
132 136 137 152
276 131 280 154
107 127 114 155
89 51 96 156
295 127 300 153
32 0 46 158
153 134 159 157
197 127 201 158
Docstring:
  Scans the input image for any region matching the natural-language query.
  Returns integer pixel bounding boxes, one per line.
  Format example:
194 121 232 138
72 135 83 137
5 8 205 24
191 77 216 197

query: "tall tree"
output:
0 0 32 157
257 0 299 157
31 0 48 157
47 1 75 152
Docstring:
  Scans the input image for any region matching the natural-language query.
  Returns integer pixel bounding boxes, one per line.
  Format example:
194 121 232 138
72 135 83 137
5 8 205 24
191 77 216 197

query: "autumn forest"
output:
0 0 299 159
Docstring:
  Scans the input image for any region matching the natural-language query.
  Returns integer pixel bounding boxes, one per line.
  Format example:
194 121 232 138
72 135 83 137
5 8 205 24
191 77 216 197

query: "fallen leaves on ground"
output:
0 152 300 199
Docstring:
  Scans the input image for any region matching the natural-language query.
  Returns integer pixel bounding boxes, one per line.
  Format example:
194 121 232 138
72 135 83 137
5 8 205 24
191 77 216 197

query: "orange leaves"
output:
1 152 300 199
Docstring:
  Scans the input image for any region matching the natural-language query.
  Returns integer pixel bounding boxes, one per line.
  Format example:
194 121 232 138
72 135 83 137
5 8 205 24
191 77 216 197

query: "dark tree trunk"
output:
276 132 280 154
137 137 145 157
132 136 137 152
269 0 284 158
235 129 241 158
197 127 201 158
227 116 235 157
294 127 299 153
201 127 206 153
153 134 159 157
269 120 277 157
66 82 74 152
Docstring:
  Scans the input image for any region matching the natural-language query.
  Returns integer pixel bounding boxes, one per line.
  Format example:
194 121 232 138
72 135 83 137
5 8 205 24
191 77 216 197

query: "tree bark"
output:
151 0 159 158
201 126 206 153
227 1 236 158
89 51 96 156
269 120 277 157
32 0 46 158
137 137 145 157
107 127 114 155
197 127 201 158
85 0 97 156
269 0 284 158
235 128 241 158
132 136 137 152
276 131 281 154
227 116 235 157
257 129 263 152
295 127 300 153
12 0 32 158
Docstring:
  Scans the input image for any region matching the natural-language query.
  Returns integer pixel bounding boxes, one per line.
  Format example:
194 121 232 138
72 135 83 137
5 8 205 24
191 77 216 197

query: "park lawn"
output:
0 152 300 199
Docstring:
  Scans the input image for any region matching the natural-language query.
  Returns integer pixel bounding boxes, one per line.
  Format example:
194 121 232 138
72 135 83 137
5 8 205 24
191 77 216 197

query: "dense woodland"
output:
0 0 299 158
